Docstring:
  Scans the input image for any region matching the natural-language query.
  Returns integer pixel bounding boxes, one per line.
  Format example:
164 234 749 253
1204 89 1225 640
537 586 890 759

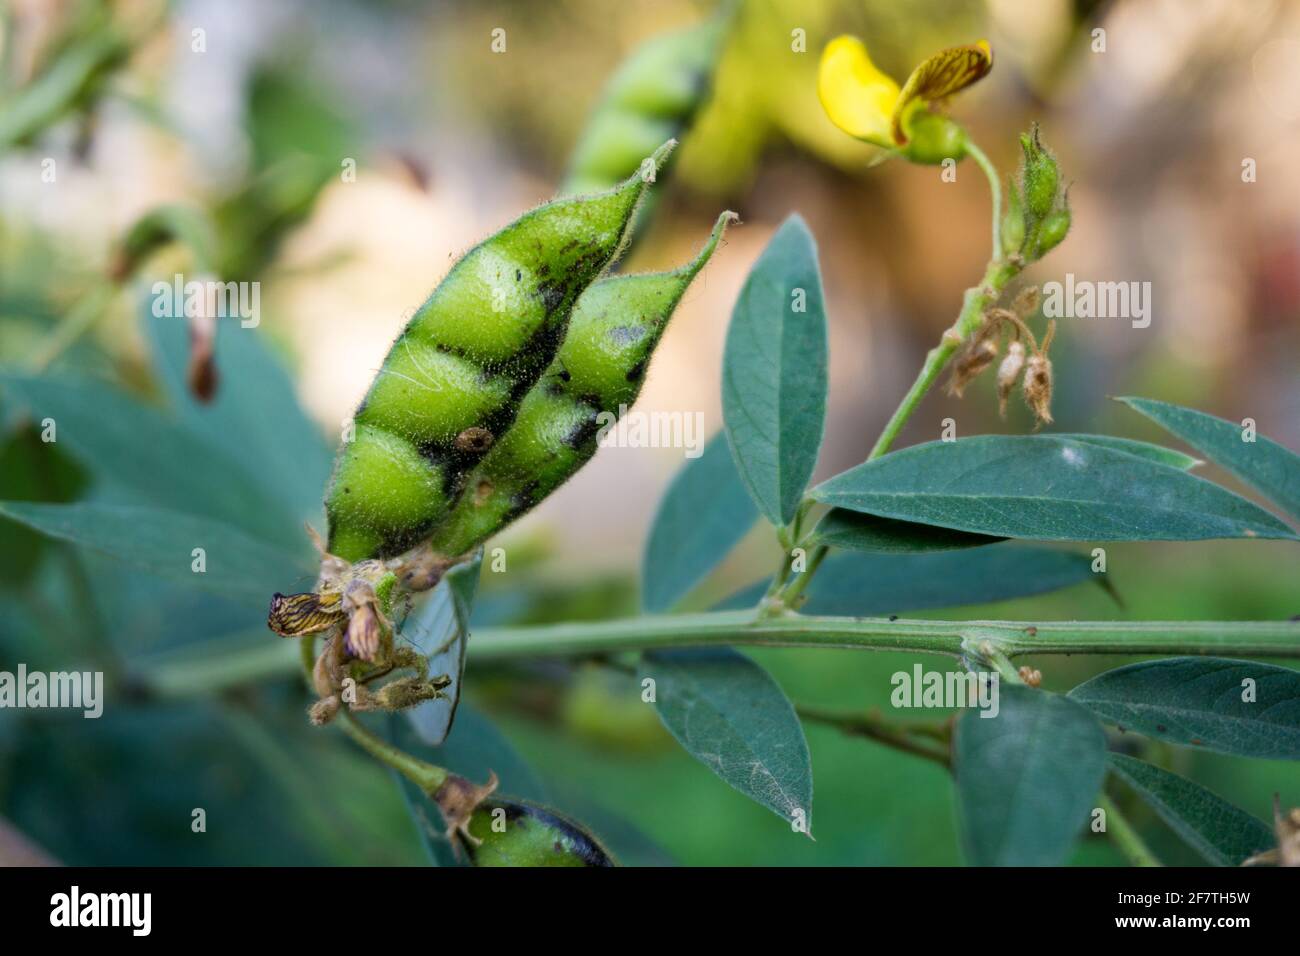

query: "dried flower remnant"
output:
1022 321 1056 428
996 340 1027 416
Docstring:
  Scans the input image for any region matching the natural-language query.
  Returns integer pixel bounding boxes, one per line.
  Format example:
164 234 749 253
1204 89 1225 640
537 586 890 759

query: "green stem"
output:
1099 793 1161 867
25 280 116 372
137 617 1300 698
867 256 1020 461
797 704 950 767
965 138 1002 257
335 711 448 794
468 613 1300 661
773 140 1014 610
778 542 828 607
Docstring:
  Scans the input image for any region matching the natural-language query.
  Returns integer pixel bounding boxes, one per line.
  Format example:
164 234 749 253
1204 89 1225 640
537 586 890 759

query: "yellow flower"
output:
818 35 993 155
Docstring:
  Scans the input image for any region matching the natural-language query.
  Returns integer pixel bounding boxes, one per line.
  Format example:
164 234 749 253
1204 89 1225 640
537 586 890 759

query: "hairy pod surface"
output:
424 212 736 557
562 16 727 196
325 144 674 562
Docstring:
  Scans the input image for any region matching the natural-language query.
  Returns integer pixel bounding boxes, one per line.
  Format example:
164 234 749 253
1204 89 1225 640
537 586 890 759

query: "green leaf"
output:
1119 396 1300 520
144 306 332 525
0 419 88 585
1107 753 1274 866
639 647 813 831
722 214 827 527
641 432 757 612
954 686 1107 866
719 544 1098 614
1069 657 1300 759
0 500 311 604
811 435 1296 541
402 551 484 746
0 375 301 547
811 509 1002 552
1053 433 1201 471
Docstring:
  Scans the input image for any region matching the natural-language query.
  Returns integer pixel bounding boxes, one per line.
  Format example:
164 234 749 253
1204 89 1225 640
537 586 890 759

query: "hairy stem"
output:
468 613 1300 661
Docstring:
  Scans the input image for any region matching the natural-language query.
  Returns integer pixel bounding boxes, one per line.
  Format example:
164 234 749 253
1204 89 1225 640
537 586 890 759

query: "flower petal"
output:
817 35 900 147
892 40 993 144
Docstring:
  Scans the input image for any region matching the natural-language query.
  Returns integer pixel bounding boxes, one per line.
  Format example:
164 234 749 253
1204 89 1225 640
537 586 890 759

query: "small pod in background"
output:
324 141 676 563
561 9 731 198
424 210 737 557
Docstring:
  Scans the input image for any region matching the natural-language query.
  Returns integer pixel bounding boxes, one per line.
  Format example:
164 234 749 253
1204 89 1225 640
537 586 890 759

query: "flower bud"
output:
1020 123 1060 219
1035 205 1071 256
1001 178 1025 258
996 340 1026 417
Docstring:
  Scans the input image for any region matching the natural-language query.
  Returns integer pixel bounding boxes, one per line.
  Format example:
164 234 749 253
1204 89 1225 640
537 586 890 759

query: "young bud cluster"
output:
1001 123 1071 262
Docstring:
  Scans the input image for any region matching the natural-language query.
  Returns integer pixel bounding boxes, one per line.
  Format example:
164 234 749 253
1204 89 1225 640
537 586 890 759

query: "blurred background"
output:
0 0 1296 866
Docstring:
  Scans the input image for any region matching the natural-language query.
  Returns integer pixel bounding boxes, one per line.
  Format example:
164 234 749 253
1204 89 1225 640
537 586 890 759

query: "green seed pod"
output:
1019 123 1061 220
898 112 967 165
562 14 728 197
325 142 675 562
423 211 736 557
464 800 615 867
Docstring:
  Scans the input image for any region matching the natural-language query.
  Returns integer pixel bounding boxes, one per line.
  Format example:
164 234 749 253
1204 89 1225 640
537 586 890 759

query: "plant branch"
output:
774 144 1017 608
965 138 1002 257
468 612 1300 662
867 256 1020 461
1099 793 1161 867
797 703 951 767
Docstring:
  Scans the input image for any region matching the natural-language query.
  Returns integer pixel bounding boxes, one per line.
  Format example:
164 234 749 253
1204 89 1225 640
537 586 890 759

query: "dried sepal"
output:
946 328 999 398
1022 354 1054 427
1022 319 1056 428
1011 285 1040 317
996 340 1026 417
435 772 500 851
